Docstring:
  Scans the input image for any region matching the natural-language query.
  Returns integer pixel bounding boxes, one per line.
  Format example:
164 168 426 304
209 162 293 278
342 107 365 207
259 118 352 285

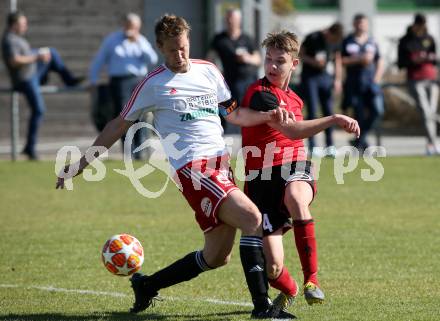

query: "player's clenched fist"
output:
269 107 296 124
333 114 360 138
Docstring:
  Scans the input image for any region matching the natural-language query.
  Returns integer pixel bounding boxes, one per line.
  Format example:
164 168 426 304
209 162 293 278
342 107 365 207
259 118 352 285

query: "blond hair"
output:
262 30 300 58
155 14 191 45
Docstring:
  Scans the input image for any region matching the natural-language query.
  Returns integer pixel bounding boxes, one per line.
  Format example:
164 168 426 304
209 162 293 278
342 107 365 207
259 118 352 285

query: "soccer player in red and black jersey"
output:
241 30 360 314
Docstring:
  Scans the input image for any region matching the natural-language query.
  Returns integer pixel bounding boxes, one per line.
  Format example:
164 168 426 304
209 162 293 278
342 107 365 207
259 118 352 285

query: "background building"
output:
0 0 439 157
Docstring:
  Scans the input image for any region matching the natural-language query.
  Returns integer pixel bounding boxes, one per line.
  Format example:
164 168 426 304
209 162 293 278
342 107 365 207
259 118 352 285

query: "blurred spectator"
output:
207 8 261 132
300 23 343 156
89 13 158 159
1 11 83 160
341 14 384 151
398 13 439 155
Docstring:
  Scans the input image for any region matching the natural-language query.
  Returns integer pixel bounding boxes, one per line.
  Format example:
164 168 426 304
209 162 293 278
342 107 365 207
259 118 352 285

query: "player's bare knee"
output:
240 207 262 235
217 252 232 267
205 252 231 268
266 262 283 280
285 193 309 219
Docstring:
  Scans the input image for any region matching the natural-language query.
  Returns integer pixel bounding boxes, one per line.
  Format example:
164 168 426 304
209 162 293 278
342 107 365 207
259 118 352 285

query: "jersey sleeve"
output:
249 90 279 111
120 80 156 121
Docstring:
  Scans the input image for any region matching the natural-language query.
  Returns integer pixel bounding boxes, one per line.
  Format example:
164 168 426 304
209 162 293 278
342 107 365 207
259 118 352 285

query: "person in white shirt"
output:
57 15 295 319
89 13 158 159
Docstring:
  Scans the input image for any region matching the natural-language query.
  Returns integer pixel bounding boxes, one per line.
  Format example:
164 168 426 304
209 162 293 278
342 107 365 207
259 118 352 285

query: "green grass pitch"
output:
0 156 439 321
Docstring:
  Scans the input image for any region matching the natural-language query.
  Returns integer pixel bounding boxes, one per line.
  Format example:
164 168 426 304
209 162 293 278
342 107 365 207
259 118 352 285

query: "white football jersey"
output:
121 59 231 170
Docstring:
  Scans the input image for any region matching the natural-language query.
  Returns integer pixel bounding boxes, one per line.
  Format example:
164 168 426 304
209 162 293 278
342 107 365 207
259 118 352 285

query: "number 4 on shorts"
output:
262 213 273 233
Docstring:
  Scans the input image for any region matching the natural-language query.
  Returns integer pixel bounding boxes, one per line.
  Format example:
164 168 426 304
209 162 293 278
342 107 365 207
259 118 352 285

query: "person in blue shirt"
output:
341 14 384 151
89 13 158 159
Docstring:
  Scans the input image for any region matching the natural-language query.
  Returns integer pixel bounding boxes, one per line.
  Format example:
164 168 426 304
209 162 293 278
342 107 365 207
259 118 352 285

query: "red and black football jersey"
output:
241 77 307 170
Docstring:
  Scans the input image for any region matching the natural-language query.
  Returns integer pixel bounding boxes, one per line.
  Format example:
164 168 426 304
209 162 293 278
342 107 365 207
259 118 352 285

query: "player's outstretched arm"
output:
269 114 360 140
56 115 133 189
224 102 294 127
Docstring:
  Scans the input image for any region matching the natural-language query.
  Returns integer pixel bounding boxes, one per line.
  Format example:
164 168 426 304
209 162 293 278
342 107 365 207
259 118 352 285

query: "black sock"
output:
239 236 270 311
148 251 211 292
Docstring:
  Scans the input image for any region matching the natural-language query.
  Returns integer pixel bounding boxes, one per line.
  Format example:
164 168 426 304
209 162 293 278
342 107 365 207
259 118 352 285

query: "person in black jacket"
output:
300 23 343 157
398 13 439 155
207 8 261 133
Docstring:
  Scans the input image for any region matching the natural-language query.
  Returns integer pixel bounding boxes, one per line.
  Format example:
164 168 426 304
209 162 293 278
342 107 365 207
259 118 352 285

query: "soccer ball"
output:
101 234 144 276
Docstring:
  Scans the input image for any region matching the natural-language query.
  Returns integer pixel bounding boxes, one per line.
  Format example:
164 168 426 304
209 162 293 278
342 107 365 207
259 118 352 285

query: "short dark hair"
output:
155 14 191 46
414 13 426 25
7 11 25 28
353 13 367 22
328 22 343 38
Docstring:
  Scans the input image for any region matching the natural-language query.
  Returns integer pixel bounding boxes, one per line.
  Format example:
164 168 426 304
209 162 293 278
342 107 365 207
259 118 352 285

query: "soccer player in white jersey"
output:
56 15 296 319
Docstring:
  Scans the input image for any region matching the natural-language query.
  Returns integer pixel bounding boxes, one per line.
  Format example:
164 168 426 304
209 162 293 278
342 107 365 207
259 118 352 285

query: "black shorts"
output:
244 161 317 236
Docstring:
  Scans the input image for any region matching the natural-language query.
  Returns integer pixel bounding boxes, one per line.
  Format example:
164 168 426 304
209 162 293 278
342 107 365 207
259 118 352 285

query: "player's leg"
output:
284 179 324 305
217 189 273 316
264 230 285 280
131 159 294 318
202 224 236 267
263 230 298 315
253 166 298 313
130 224 236 314
141 224 236 289
130 161 240 314
217 189 295 319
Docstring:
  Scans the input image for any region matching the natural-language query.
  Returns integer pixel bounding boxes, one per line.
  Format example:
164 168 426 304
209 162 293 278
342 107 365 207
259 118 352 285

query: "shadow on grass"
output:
0 310 250 321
